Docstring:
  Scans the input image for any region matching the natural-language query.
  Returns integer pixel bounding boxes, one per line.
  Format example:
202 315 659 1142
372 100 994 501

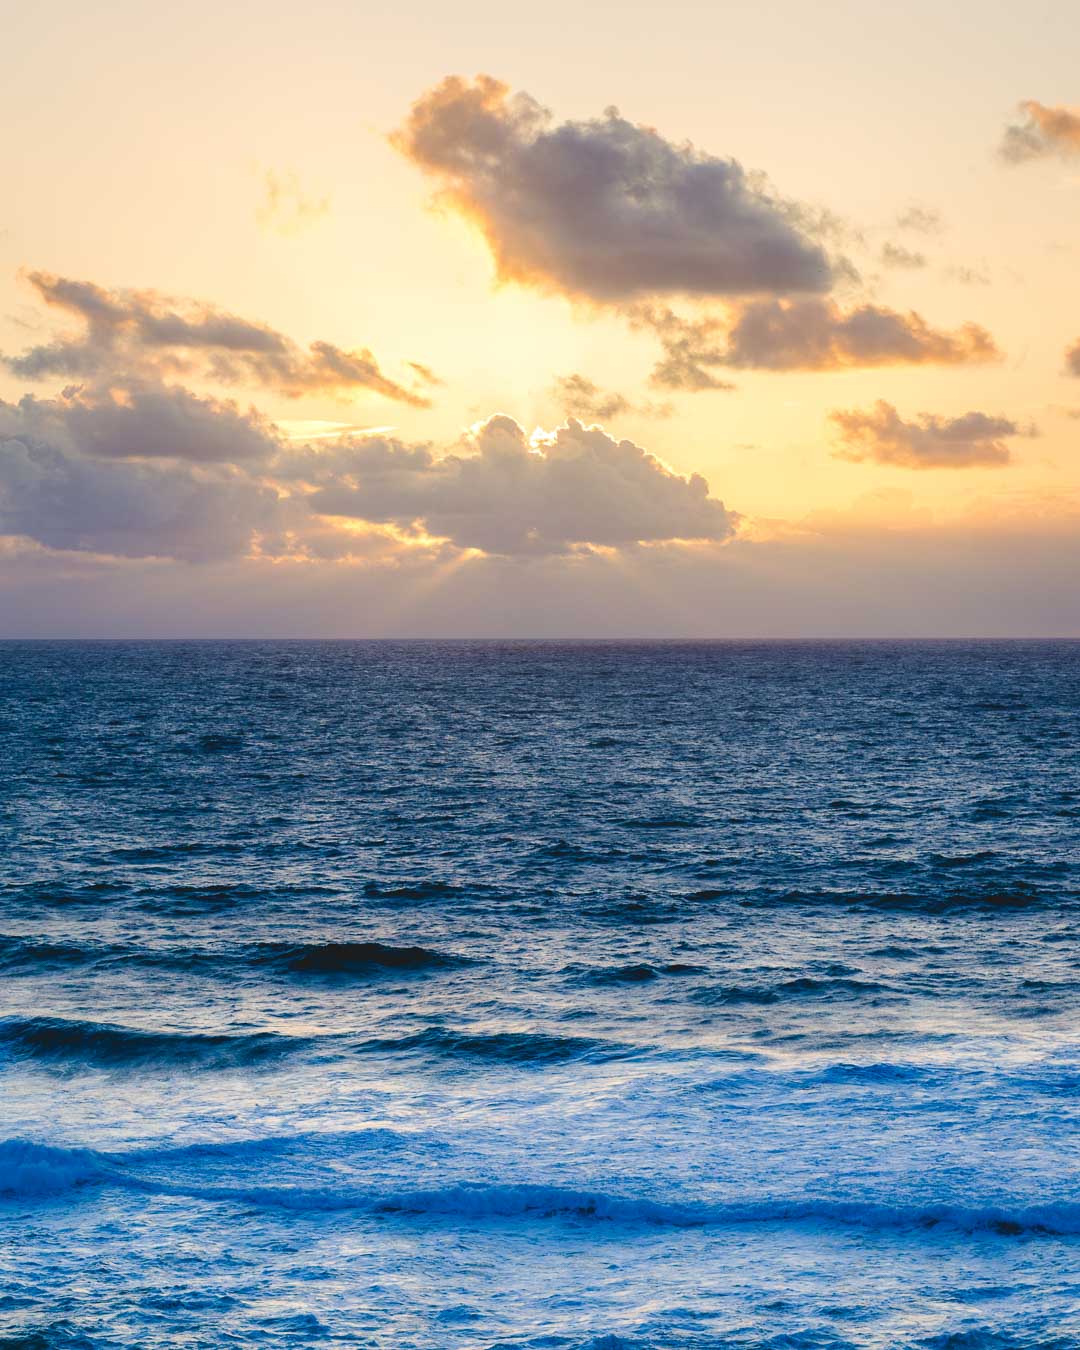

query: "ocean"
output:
1 639 1077 1349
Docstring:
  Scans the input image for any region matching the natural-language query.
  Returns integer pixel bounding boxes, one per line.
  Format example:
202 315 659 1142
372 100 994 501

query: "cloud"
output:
393 74 834 303
999 100 1080 163
0 435 282 561
282 414 737 554
257 169 330 235
5 272 435 406
944 264 991 287
880 242 926 270
634 299 999 379
1065 339 1080 376
5 502 1080 638
0 380 734 561
894 204 945 235
627 308 736 391
829 401 1030 468
4 384 279 463
550 374 671 421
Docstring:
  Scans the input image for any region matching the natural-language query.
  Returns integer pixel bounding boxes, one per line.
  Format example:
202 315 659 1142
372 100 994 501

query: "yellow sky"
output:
1 0 1078 634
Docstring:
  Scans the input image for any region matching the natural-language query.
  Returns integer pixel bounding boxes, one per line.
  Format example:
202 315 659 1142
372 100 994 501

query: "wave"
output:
0 1017 308 1070
0 935 466 980
574 962 704 986
0 1015 621 1072
264 940 466 976
0 1321 101 1349
750 888 1060 913
355 1027 625 1066
693 976 889 1006
361 880 469 902
4 1142 1077 1238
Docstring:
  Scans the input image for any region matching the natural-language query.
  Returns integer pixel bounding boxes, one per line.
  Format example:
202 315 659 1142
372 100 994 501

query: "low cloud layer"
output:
4 384 279 463
5 273 435 406
394 75 834 303
0 386 734 562
999 101 1080 163
634 300 999 384
829 401 1029 468
0 435 282 561
283 415 736 555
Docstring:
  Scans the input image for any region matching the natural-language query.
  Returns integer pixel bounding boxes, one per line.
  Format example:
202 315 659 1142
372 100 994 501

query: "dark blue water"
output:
1 640 1078 1349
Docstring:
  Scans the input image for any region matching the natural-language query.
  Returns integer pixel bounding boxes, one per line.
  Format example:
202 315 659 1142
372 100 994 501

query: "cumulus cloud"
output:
880 242 926 270
829 401 1031 468
393 74 834 303
0 435 283 561
281 414 736 554
633 299 999 380
1065 339 1080 376
4 385 279 463
5 272 435 406
550 374 671 421
1000 100 1080 163
0 381 733 561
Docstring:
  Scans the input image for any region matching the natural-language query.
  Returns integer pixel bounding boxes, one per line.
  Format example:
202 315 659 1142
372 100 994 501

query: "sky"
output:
1 0 1079 636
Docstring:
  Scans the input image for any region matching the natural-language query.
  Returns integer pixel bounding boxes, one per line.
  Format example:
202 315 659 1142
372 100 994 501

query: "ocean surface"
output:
1 639 1078 1350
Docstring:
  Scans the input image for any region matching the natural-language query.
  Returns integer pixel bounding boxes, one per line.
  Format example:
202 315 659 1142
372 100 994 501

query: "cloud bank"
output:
829 401 1029 468
5 273 435 406
394 74 834 303
0 386 734 562
282 415 736 555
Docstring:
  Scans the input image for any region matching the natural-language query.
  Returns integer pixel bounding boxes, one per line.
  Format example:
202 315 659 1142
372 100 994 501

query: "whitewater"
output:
1 639 1078 1348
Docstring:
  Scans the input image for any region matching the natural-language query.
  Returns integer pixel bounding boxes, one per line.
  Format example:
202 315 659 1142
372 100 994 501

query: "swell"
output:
0 934 466 980
0 1017 311 1070
353 1027 624 1065
4 1141 1077 1238
0 1016 622 1071
744 886 1071 913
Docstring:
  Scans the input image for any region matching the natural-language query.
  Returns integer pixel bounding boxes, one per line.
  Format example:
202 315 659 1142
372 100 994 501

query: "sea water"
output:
0 640 1077 1349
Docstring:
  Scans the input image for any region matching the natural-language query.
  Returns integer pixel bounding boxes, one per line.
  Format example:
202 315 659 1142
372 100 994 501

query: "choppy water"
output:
1 640 1078 1349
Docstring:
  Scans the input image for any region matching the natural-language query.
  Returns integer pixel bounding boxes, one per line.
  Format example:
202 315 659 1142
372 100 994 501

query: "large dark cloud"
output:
829 401 1029 468
281 415 736 555
0 383 735 561
4 385 279 463
394 75 834 303
0 435 282 561
999 101 1080 163
5 273 436 407
393 77 1001 388
634 300 1000 384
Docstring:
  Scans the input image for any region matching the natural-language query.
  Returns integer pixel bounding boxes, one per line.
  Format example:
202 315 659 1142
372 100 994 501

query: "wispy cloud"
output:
829 401 1033 468
5 272 436 407
256 169 331 235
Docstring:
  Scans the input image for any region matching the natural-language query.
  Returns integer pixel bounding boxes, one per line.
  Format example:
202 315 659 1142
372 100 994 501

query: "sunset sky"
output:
2 0 1079 635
